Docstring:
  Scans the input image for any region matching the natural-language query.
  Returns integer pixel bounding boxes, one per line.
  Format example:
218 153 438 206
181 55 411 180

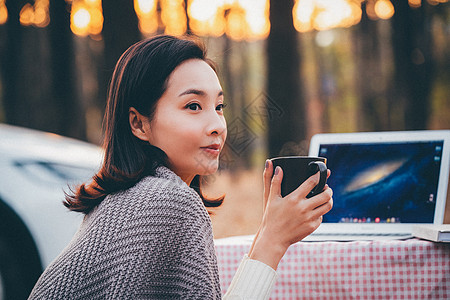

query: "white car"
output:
0 124 103 299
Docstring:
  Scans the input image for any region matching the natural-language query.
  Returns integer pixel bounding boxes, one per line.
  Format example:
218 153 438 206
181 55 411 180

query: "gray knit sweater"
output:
29 166 221 299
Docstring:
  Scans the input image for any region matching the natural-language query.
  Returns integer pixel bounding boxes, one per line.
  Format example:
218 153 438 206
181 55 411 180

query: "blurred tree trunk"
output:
354 3 388 131
391 1 434 130
1 0 84 139
48 0 86 139
184 0 191 34
99 0 141 110
299 32 325 137
267 0 305 157
1 0 26 126
219 35 256 170
315 45 331 133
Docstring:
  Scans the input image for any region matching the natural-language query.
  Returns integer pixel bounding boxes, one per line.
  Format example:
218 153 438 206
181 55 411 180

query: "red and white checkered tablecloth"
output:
215 237 450 299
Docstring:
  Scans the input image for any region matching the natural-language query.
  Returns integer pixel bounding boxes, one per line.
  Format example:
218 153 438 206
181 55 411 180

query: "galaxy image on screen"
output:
319 141 443 223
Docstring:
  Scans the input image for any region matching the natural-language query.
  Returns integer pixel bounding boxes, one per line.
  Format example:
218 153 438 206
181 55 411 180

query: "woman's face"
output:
145 59 227 184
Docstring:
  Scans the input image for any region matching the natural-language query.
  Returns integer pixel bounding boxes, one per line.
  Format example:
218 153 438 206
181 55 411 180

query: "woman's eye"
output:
186 103 201 111
216 103 227 112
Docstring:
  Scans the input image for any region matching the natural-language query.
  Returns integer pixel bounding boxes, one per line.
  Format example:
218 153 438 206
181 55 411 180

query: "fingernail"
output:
265 160 269 169
274 166 280 176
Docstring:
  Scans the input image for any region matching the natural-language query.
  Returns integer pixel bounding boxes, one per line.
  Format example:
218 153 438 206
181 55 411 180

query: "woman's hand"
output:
248 159 333 270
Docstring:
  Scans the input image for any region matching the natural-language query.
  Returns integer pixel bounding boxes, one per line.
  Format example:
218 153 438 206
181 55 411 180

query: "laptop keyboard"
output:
303 233 414 241
311 233 411 237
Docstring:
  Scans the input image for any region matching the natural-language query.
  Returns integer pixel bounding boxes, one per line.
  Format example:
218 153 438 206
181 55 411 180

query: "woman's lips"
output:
201 144 221 156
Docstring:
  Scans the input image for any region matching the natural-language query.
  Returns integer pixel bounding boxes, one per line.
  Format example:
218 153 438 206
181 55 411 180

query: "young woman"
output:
29 35 333 299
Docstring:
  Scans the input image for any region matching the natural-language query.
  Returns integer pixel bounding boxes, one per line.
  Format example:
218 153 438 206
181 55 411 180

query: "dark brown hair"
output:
64 35 223 214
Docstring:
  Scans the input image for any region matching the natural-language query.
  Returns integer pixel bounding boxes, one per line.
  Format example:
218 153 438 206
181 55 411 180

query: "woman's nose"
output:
207 112 227 136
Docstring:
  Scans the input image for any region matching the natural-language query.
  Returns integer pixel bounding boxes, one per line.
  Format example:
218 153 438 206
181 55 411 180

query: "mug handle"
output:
307 161 328 198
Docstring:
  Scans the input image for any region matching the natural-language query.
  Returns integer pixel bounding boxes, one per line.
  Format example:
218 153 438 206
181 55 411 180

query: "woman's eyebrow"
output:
179 89 205 97
178 89 223 97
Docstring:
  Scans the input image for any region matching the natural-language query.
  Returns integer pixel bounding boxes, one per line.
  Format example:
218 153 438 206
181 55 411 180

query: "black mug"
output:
271 156 328 198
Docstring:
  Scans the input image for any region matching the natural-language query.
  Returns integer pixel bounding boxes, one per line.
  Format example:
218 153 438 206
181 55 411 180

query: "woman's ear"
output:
129 107 151 142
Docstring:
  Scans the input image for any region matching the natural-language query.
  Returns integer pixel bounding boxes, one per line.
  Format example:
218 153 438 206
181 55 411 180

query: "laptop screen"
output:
319 141 444 224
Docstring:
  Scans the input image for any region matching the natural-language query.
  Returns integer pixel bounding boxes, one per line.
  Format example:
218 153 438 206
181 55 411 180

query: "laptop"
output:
305 130 450 241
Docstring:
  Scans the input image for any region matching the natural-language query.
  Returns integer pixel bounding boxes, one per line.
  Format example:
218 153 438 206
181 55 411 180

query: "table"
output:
215 236 450 299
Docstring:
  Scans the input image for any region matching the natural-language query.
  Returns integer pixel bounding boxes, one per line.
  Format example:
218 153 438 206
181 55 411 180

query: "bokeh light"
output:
374 0 395 20
409 0 422 8
187 0 269 40
293 0 363 32
19 0 50 28
70 0 103 37
134 0 158 34
160 0 187 36
72 7 90 33
0 0 7 25
1 0 449 40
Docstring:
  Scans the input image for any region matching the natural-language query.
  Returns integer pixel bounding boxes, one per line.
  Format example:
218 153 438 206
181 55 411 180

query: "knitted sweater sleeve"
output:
223 255 277 300
131 176 221 299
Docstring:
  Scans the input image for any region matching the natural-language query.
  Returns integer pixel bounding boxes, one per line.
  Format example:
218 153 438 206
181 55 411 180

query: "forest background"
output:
1 0 449 238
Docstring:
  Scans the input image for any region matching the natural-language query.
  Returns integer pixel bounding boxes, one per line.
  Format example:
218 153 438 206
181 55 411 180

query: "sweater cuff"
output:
223 254 277 300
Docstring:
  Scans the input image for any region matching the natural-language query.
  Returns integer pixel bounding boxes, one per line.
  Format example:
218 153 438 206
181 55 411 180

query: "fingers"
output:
290 168 331 199
263 160 274 209
268 166 283 200
291 171 321 199
310 186 333 214
255 166 333 256
262 159 332 217
289 182 333 219
298 187 333 235
307 215 324 235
